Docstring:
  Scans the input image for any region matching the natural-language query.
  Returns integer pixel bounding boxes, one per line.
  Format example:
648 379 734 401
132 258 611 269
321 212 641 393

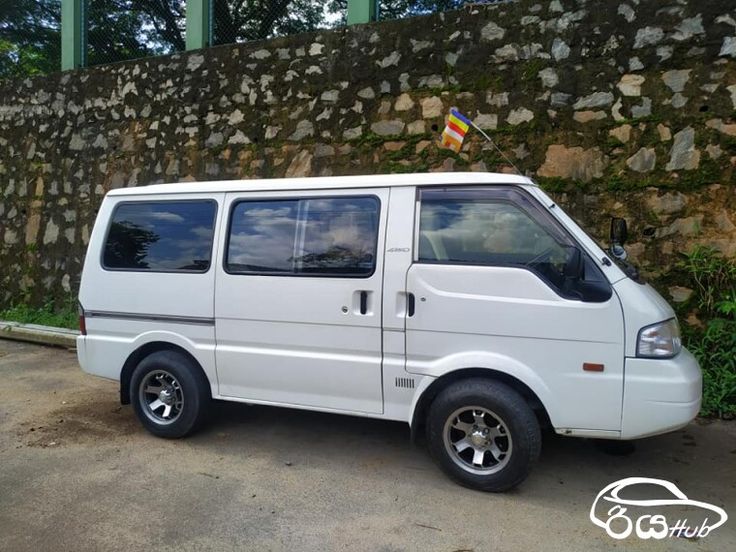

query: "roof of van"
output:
106 172 536 196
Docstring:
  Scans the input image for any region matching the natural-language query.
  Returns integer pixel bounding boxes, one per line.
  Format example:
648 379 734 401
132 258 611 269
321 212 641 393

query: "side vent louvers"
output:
395 377 415 389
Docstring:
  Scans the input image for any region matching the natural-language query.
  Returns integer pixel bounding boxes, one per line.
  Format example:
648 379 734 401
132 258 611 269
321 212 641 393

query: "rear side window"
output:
103 200 217 272
226 196 379 277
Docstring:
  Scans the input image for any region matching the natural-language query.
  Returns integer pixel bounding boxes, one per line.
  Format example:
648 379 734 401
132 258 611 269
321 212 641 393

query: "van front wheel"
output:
426 379 541 492
130 350 210 438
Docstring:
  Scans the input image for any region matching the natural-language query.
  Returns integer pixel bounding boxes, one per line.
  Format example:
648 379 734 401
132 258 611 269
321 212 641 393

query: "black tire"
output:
426 378 541 492
130 350 210 438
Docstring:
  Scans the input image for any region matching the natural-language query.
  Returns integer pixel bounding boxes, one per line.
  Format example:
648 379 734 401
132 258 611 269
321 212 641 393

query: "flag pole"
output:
467 119 522 176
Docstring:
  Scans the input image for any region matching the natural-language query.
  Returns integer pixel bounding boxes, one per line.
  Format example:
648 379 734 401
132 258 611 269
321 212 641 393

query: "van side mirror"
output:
609 217 628 261
610 217 628 246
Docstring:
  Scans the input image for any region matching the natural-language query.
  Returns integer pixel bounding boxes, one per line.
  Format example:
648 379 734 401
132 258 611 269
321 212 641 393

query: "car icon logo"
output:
590 477 728 540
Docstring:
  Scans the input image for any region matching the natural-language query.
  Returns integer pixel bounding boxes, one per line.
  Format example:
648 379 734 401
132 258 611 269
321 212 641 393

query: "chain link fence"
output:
1 0 511 78
211 0 342 46
86 0 186 67
379 0 511 21
0 1 187 76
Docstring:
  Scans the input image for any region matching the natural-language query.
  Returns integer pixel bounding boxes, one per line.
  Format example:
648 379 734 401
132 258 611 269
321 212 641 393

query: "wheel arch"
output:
409 368 552 443
120 341 210 405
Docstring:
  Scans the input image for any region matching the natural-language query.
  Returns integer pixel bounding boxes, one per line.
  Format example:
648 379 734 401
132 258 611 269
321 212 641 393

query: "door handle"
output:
360 291 368 315
407 293 415 317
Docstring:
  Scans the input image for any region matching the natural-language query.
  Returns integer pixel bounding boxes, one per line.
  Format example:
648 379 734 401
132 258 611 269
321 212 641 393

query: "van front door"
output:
405 186 625 432
215 189 388 414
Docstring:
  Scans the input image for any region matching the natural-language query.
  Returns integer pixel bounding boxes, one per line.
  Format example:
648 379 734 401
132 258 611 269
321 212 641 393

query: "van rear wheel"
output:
426 378 541 492
130 350 210 438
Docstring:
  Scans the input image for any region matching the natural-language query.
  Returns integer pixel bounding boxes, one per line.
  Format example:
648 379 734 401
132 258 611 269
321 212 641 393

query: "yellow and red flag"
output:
440 109 471 152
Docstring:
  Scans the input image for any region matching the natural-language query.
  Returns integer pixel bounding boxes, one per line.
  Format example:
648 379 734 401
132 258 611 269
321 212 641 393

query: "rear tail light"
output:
78 302 87 336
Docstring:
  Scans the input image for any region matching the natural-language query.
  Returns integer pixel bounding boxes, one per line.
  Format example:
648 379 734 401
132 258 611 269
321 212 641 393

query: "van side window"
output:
102 200 217 272
226 196 379 277
417 187 609 300
418 193 569 267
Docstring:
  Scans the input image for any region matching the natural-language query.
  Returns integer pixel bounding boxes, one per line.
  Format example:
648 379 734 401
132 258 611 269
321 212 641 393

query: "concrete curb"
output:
0 321 79 349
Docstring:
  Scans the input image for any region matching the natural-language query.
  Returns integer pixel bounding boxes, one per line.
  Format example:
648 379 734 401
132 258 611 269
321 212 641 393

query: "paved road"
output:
0 339 734 551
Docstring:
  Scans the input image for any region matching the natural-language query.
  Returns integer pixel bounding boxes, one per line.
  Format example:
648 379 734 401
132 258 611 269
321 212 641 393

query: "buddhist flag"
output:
440 109 471 152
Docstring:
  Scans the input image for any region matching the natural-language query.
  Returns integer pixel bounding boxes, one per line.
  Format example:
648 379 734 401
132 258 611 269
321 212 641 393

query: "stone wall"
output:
1 0 735 307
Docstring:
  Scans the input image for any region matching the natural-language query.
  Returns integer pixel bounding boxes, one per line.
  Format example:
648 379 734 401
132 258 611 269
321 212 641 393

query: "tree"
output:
0 0 61 78
86 1 186 66
212 0 326 44
0 1 185 76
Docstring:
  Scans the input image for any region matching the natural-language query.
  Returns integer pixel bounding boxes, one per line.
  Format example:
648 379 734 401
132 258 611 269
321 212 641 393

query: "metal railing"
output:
0 0 501 77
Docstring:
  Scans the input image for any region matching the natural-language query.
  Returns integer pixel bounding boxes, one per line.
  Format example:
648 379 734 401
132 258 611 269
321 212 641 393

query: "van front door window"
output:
418 189 575 296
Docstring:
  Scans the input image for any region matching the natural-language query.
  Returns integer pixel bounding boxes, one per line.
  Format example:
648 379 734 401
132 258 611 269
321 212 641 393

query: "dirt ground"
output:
0 339 734 551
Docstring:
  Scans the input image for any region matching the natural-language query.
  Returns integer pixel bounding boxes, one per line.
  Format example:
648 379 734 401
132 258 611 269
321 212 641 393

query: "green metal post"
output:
61 0 84 70
347 0 378 25
186 0 211 50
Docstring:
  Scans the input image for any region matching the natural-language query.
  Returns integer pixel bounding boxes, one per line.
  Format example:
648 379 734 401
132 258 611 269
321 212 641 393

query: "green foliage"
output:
536 176 572 193
680 246 736 315
603 173 658 192
85 1 185 66
2 0 492 77
384 143 414 161
521 59 544 82
717 294 736 317
212 0 326 45
467 73 503 93
676 158 723 191
679 247 736 418
603 136 624 152
3 0 338 76
0 299 78 330
0 1 61 79
380 159 428 173
349 131 388 147
685 319 736 418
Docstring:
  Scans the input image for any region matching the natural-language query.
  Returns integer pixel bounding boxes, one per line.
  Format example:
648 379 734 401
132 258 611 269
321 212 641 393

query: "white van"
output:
77 172 701 491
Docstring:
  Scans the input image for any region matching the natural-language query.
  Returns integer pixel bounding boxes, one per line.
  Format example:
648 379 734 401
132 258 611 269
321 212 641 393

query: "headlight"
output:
636 318 682 358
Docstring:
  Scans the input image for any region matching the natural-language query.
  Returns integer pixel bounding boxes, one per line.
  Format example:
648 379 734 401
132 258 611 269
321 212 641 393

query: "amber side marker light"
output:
583 363 604 372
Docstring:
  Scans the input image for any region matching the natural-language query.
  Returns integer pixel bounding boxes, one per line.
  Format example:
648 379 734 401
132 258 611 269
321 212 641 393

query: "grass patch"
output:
0 301 78 330
677 247 736 418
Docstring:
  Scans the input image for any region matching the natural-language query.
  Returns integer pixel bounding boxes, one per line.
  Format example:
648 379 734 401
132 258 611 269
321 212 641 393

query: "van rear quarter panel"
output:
78 193 225 388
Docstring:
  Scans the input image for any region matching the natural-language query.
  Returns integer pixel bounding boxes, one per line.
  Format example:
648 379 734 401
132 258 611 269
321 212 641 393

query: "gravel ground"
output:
0 339 734 551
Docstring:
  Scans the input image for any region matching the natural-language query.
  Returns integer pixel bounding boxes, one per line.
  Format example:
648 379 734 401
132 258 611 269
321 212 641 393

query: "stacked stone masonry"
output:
0 0 735 307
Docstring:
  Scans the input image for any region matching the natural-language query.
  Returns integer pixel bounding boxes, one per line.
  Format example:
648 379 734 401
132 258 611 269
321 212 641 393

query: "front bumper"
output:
620 347 702 439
